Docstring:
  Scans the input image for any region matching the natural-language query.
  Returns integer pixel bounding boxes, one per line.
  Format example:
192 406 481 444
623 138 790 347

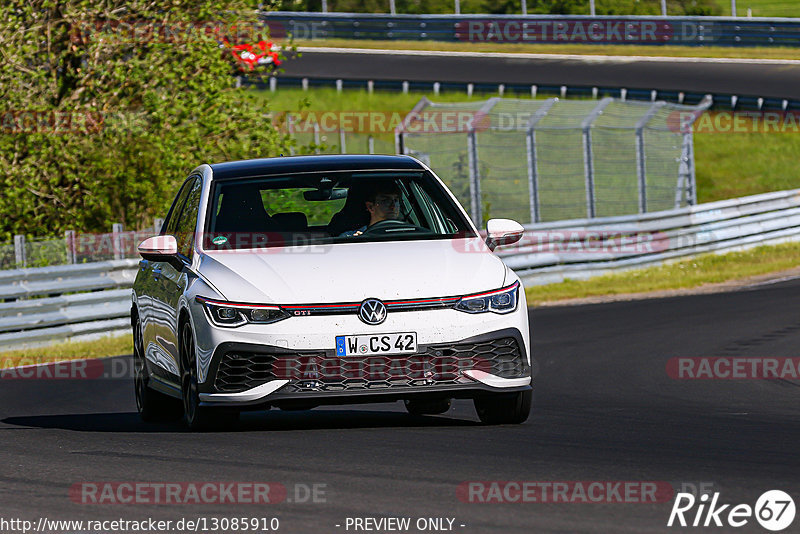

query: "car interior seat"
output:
214 186 272 233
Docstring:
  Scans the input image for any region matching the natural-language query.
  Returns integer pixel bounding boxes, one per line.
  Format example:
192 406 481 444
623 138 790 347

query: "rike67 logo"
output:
668 490 796 531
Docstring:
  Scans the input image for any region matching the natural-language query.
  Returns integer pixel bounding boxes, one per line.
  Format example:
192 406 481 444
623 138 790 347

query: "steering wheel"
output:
361 219 422 235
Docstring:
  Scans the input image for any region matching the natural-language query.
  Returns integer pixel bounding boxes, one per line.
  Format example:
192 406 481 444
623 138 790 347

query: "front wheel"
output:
133 315 182 422
473 390 532 425
180 322 238 431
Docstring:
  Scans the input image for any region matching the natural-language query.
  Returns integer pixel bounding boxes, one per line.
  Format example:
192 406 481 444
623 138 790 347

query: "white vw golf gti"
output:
132 155 532 429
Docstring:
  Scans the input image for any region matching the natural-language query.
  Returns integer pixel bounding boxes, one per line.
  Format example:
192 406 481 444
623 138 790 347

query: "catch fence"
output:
397 96 711 225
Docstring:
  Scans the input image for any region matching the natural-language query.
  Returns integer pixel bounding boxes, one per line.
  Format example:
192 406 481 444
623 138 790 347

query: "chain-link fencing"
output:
397 96 711 226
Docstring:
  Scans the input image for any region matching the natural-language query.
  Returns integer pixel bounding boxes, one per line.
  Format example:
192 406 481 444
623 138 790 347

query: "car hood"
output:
197 237 506 304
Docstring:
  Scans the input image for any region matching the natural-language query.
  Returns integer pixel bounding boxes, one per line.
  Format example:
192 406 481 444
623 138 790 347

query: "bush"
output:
0 0 293 240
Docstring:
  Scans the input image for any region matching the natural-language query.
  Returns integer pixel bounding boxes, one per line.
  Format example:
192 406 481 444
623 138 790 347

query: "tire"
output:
474 390 532 425
180 321 239 431
404 398 451 415
133 315 183 422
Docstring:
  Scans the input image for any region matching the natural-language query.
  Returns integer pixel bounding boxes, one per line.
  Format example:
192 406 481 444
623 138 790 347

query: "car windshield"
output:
203 171 475 250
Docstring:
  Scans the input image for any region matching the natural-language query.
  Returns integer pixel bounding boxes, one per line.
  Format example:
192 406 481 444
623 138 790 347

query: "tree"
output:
0 0 292 240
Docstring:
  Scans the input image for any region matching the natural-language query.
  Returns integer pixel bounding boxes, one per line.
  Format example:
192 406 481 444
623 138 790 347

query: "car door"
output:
157 176 203 376
143 177 195 378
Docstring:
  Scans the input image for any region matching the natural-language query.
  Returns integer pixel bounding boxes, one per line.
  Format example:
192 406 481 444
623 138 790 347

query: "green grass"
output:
731 0 800 17
293 38 800 60
525 241 800 304
695 129 800 202
0 333 132 368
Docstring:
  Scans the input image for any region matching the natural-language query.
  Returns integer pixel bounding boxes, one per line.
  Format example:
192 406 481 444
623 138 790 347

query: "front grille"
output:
214 337 529 394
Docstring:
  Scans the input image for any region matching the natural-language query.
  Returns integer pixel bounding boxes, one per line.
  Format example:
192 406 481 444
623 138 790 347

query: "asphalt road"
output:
282 48 800 100
2 280 800 533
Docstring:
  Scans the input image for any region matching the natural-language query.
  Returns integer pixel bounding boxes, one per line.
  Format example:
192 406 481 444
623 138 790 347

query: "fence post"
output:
635 101 666 214
688 132 698 205
14 235 26 269
581 98 613 219
676 95 712 207
339 128 347 154
112 223 124 260
288 115 296 156
65 230 76 264
394 96 431 156
368 135 375 154
313 122 321 154
466 97 501 226
525 98 556 224
466 130 481 226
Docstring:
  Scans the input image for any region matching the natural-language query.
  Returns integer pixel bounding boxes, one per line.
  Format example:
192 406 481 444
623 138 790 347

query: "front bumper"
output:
197 327 531 408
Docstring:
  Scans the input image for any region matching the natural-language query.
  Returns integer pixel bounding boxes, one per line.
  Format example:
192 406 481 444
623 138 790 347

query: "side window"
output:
174 177 202 259
163 179 194 236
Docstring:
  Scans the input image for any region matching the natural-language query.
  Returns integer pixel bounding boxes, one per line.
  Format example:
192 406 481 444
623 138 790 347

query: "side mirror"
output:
138 235 182 267
485 219 524 251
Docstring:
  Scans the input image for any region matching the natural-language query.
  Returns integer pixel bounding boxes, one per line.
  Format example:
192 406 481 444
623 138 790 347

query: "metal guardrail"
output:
0 260 137 351
261 12 800 48
501 188 800 285
3 189 800 350
252 76 798 113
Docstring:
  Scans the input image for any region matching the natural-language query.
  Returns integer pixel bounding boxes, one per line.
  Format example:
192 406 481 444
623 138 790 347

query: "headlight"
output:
454 281 519 315
196 296 290 327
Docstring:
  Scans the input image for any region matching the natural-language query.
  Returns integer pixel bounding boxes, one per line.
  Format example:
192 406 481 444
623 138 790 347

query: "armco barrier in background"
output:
260 12 800 48
3 189 800 350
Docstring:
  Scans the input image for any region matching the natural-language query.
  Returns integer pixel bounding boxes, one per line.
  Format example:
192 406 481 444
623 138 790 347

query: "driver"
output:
340 182 402 237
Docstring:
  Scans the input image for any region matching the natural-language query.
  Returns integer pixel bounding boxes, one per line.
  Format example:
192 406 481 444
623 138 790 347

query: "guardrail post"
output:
635 102 666 214
65 230 77 264
525 98 556 224
582 98 613 219
112 223 124 260
14 235 26 269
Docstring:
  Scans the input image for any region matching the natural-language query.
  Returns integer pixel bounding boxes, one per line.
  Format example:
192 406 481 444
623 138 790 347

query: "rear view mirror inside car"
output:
304 188 348 201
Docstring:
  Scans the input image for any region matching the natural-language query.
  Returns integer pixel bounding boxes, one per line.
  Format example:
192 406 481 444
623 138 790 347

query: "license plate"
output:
335 332 417 357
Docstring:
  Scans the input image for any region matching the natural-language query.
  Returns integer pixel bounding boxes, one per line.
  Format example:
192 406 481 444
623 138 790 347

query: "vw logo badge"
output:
359 299 387 325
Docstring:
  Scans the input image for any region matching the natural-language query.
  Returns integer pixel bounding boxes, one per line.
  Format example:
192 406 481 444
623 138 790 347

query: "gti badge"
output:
359 299 387 325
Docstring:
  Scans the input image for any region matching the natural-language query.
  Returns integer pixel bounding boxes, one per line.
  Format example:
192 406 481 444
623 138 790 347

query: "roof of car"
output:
208 154 425 180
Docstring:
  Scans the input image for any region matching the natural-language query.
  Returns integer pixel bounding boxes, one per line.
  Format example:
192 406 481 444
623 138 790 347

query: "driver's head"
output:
364 181 401 226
